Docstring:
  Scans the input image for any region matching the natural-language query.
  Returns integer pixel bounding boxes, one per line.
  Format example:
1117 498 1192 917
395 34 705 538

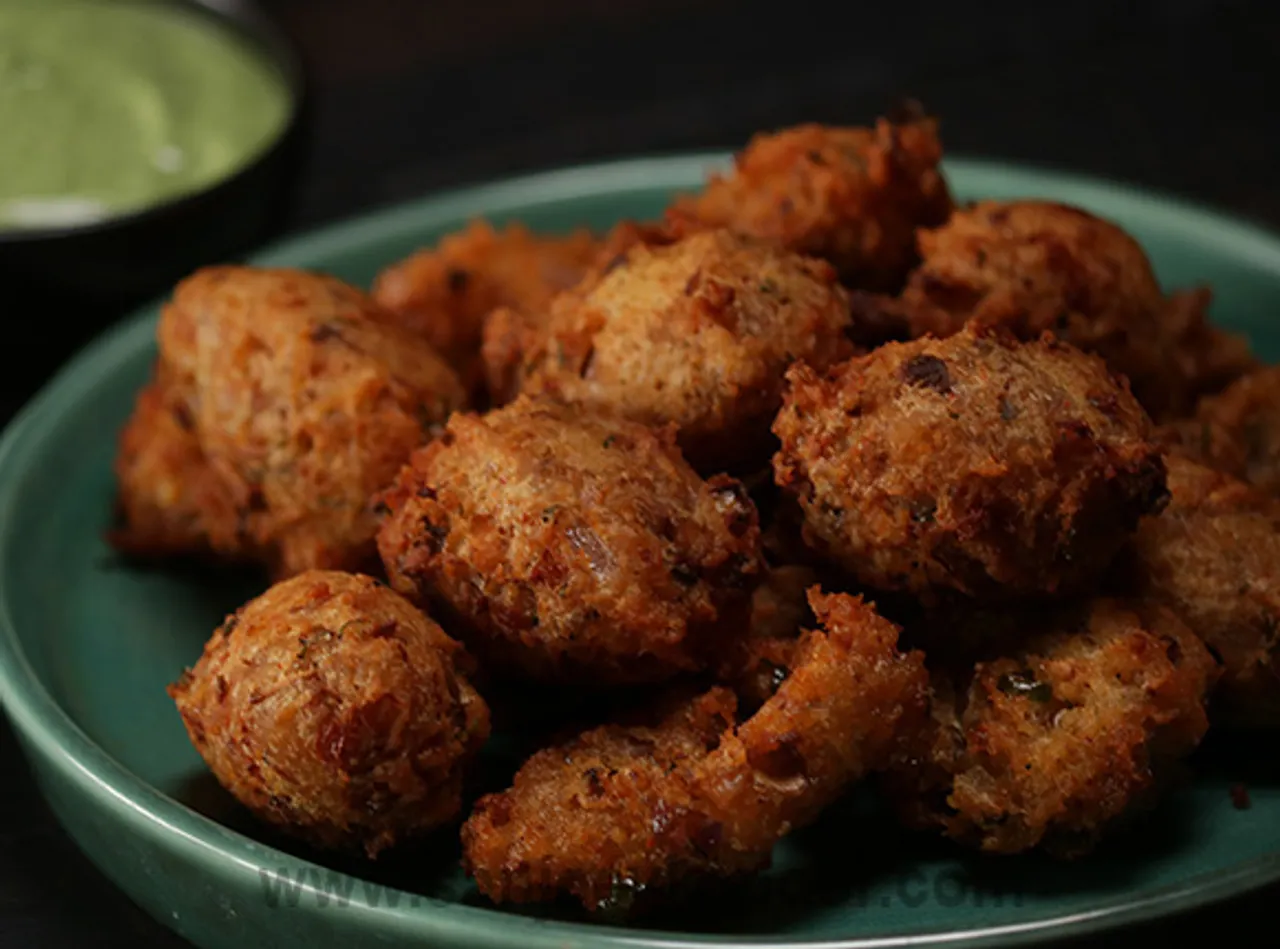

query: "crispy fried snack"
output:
886 598 1217 856
372 221 599 393
856 201 1255 419
665 116 952 291
169 571 490 857
1123 455 1280 725
716 563 819 707
111 372 238 557
376 397 763 684
1159 365 1280 496
113 266 467 577
479 220 678 407
462 590 928 910
511 229 856 471
772 326 1168 599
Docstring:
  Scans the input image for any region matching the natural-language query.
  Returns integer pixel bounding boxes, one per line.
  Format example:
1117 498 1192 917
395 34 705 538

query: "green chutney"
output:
0 0 291 231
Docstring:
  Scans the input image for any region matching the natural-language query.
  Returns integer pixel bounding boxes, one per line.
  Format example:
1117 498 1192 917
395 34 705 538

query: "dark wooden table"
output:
2 0 1279 945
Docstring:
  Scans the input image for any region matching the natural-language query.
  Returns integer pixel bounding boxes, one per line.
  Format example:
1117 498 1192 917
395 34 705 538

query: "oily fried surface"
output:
665 116 952 291
111 372 238 557
715 563 818 708
856 201 1255 419
169 571 490 857
772 326 1168 600
1123 455 1280 725
463 687 746 913
372 221 599 394
886 598 1217 856
376 397 763 684
514 229 856 472
1160 365 1280 496
462 590 928 911
478 220 677 407
120 266 467 577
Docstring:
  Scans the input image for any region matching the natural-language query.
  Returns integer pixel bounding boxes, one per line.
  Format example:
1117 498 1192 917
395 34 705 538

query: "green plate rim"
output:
3 154 1280 949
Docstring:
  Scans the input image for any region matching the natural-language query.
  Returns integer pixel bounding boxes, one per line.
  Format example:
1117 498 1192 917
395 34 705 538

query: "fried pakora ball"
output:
1123 455 1280 725
478 221 678 407
885 598 1217 856
376 397 763 684
169 571 490 857
665 116 952 291
1160 365 1280 496
462 590 927 911
117 266 467 577
772 326 1168 600
111 373 238 557
512 229 857 471
858 201 1255 419
372 221 599 393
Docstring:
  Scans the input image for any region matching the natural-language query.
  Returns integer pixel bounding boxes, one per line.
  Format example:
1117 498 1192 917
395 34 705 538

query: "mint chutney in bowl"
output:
1 0 304 386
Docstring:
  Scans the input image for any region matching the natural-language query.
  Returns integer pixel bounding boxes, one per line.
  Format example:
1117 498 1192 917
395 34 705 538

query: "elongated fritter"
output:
170 571 490 857
513 229 856 472
773 326 1168 600
1123 455 1280 725
854 201 1255 419
376 397 763 684
114 267 466 577
372 220 599 394
462 590 928 911
1159 365 1280 497
665 115 952 291
886 598 1217 856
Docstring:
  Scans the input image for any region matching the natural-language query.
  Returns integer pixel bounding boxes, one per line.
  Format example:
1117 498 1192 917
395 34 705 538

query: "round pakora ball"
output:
133 266 467 577
1123 455 1280 725
862 200 1255 419
1160 365 1280 497
372 220 600 395
885 598 1217 856
111 373 238 558
169 571 490 857
665 115 952 291
772 326 1168 600
477 220 675 408
375 397 763 685
514 229 857 471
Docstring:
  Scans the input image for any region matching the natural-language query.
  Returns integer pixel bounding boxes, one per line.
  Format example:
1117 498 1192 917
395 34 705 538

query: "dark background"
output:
3 0 1280 945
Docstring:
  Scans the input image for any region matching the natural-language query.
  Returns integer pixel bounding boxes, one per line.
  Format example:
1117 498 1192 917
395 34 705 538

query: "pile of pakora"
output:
114 108 1279 917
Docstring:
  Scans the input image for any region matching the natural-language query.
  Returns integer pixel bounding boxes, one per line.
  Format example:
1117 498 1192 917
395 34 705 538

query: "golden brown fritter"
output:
856 201 1255 419
462 590 927 911
169 571 490 857
513 229 856 471
1122 455 1280 725
478 221 676 408
376 397 763 684
372 220 599 394
773 326 1168 600
716 563 819 707
1159 365 1280 496
665 116 952 291
120 266 467 577
111 373 237 557
885 598 1217 856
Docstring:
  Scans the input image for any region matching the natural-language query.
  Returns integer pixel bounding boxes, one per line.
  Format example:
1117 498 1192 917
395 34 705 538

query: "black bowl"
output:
0 0 307 401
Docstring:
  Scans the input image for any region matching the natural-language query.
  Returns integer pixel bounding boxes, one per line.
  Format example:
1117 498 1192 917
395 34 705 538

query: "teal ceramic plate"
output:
3 156 1280 949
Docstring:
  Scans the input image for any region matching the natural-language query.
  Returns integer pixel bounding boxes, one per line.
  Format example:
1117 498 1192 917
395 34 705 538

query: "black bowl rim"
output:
0 0 305 247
